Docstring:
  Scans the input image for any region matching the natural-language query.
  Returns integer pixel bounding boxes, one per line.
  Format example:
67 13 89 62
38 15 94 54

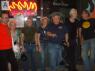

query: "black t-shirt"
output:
37 26 48 43
22 26 36 43
79 18 95 40
64 18 79 40
47 23 68 44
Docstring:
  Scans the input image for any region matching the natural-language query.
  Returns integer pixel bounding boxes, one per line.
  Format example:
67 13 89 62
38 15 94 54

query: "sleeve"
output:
64 18 68 25
37 27 41 33
92 18 95 29
76 19 79 28
46 24 52 32
63 25 69 33
78 19 83 28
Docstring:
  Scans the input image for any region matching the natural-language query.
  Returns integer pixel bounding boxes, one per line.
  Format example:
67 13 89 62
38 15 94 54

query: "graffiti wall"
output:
87 0 95 18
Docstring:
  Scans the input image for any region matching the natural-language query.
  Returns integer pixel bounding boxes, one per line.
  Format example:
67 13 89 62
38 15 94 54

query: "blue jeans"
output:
48 43 63 71
39 43 48 71
22 43 37 71
82 38 95 71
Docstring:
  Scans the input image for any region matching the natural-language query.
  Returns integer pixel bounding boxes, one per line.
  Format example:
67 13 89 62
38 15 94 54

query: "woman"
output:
21 16 37 71
64 8 79 71
35 16 48 71
8 20 21 60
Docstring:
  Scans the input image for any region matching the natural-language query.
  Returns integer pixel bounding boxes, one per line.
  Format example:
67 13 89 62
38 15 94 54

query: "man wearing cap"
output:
47 13 69 71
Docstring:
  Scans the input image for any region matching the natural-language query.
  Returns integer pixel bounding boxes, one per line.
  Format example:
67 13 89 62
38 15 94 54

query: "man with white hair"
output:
64 8 79 71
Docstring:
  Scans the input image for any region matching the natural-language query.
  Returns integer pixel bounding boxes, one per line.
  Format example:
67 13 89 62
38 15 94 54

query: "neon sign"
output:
9 1 37 16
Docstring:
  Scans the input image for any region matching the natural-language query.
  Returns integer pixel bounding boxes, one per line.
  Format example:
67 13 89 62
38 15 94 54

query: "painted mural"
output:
87 0 95 18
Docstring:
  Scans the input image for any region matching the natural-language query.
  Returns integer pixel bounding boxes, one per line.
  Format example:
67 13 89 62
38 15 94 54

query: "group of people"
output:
0 8 95 71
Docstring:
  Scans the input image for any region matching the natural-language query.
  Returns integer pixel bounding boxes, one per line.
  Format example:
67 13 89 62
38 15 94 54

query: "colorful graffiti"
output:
87 0 95 18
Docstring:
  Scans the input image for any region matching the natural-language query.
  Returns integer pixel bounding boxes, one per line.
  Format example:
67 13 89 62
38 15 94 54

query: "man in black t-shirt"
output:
79 10 95 71
64 8 79 71
35 16 49 71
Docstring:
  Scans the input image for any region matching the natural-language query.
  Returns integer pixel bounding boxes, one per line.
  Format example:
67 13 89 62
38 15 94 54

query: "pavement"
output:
18 64 95 71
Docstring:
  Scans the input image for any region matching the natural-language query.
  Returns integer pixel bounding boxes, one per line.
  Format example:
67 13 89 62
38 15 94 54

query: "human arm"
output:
46 32 57 37
18 33 26 52
35 32 42 52
79 28 84 46
64 33 69 47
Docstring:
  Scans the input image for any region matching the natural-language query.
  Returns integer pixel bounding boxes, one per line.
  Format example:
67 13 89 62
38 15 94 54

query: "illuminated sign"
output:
9 1 37 16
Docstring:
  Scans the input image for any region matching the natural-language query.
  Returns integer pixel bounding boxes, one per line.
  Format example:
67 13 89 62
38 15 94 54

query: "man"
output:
35 16 49 71
79 10 95 71
47 13 69 71
64 8 79 71
0 11 18 71
21 16 37 71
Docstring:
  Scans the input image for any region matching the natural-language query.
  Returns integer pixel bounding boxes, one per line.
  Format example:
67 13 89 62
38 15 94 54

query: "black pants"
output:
0 48 18 71
65 40 77 71
66 47 77 71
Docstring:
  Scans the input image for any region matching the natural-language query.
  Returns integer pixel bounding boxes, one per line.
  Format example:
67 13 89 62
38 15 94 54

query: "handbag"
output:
21 52 27 61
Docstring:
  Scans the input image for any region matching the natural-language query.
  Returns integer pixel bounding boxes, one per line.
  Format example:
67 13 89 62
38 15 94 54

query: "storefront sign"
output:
9 1 37 16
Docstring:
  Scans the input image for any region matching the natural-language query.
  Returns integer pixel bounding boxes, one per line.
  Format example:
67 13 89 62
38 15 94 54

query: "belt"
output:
24 42 35 45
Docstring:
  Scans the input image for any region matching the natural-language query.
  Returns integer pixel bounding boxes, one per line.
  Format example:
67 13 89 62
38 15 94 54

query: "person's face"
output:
52 15 60 25
10 23 16 30
70 11 78 19
26 18 32 27
2 14 9 24
41 18 48 27
82 11 89 19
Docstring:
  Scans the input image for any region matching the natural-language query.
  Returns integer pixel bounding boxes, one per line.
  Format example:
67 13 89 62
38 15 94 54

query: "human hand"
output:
36 45 42 53
47 32 57 38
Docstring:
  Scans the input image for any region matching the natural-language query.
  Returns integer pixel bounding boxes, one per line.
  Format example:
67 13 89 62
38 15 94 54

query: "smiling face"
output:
69 9 78 19
82 10 90 20
26 17 33 27
52 15 61 25
8 20 16 31
10 23 16 30
1 13 9 24
40 17 48 28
